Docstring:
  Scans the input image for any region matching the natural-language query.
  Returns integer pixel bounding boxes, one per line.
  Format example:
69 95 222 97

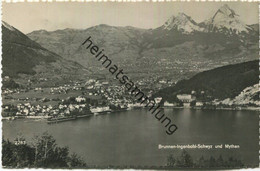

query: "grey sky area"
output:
3 2 259 34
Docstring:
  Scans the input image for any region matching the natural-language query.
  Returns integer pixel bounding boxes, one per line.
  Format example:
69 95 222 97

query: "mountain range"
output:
162 4 253 34
2 4 258 88
27 4 258 82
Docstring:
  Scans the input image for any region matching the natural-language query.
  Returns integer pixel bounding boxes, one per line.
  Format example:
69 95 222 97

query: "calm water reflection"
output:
2 109 258 167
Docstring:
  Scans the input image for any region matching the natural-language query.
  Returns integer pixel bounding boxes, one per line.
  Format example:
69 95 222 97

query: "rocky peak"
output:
206 4 250 34
163 12 203 33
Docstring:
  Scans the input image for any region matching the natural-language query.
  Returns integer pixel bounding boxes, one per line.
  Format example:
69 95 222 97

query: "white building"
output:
196 101 204 107
177 94 196 103
164 101 176 107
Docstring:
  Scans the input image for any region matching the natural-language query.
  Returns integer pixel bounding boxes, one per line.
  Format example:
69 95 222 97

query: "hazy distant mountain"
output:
28 25 146 73
2 21 89 87
27 4 258 81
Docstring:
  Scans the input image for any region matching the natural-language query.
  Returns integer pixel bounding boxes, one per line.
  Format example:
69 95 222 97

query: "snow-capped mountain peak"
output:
206 4 251 34
214 4 238 18
163 13 203 33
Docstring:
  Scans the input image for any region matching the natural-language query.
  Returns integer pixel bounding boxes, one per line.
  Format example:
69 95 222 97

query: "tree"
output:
179 150 193 167
13 144 35 167
209 156 216 168
2 139 34 168
165 152 244 169
167 154 176 167
2 139 16 167
227 157 234 167
33 132 87 168
33 132 68 168
68 153 87 168
3 132 87 168
216 155 224 167
198 156 206 168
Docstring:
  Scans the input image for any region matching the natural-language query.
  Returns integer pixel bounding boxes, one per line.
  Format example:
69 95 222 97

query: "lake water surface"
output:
2 109 259 167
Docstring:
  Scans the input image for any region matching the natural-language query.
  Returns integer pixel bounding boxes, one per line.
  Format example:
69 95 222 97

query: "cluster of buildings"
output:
15 103 53 118
158 91 206 108
3 77 211 120
3 95 91 119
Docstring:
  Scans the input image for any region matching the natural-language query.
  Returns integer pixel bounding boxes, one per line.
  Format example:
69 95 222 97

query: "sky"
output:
2 2 259 34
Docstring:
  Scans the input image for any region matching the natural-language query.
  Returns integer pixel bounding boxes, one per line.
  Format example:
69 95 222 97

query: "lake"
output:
2 108 259 167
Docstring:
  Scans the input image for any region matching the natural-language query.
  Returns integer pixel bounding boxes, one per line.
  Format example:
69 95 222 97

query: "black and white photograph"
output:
1 1 259 169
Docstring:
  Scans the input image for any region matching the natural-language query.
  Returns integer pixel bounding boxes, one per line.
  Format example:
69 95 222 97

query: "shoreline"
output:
163 106 259 111
2 106 258 121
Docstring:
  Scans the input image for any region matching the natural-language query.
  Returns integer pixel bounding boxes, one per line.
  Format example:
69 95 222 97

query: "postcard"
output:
1 1 259 170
